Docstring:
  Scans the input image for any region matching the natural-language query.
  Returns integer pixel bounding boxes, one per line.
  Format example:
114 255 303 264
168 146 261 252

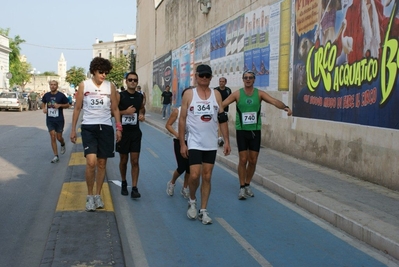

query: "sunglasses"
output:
98 70 109 75
243 76 255 80
198 73 212 79
127 78 138 82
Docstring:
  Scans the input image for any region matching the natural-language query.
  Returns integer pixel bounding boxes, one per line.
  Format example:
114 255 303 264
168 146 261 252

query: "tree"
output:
65 66 86 89
42 71 58 76
107 55 130 89
0 28 28 88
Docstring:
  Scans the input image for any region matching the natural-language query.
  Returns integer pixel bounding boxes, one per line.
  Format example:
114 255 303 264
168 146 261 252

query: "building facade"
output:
0 35 11 91
92 34 136 63
135 0 399 190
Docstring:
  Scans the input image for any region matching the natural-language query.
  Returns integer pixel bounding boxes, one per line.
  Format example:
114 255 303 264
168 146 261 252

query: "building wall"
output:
136 0 399 190
0 35 11 91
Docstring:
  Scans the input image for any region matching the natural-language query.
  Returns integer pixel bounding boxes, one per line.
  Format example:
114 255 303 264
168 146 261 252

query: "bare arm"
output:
179 89 192 158
110 83 122 142
165 108 179 138
259 91 292 116
215 91 231 156
222 90 239 110
70 82 84 144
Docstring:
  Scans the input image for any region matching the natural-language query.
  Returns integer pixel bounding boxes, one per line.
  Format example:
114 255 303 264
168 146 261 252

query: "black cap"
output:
196 64 212 75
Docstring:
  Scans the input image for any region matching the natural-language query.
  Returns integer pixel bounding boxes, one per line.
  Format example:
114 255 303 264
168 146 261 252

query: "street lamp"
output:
30 68 40 91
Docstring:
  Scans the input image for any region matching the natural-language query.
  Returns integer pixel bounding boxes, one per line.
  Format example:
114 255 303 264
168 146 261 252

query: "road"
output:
0 109 397 267
0 109 72 267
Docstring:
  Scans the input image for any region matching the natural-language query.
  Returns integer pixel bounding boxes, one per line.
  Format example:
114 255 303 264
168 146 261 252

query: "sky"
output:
1 0 137 73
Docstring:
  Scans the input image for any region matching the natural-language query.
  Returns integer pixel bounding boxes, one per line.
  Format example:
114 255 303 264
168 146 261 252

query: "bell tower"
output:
58 53 67 80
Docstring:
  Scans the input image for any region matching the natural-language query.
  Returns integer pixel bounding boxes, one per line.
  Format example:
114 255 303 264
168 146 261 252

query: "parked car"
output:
0 92 29 111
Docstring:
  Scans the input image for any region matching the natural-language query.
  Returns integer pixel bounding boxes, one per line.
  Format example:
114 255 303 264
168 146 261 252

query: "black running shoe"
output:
131 187 141 198
121 181 128 196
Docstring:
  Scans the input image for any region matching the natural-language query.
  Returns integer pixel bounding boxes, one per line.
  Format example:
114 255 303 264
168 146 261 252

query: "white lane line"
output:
118 195 149 267
216 217 273 267
146 147 159 158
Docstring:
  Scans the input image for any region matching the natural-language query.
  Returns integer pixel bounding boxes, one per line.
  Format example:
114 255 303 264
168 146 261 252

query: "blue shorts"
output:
81 124 115 158
47 120 64 133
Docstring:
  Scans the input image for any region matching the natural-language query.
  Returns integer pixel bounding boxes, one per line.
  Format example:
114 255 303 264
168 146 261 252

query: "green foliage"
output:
66 66 86 88
107 55 130 89
0 27 28 88
42 71 58 76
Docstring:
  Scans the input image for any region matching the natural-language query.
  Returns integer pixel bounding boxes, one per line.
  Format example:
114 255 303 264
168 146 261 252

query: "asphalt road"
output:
0 108 397 267
0 108 73 267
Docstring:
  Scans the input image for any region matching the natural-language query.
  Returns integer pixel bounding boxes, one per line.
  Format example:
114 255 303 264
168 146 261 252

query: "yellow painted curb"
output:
69 152 86 166
56 182 114 212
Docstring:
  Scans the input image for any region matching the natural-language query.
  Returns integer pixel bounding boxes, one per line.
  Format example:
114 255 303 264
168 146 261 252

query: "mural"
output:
152 2 284 105
293 0 399 129
152 52 172 108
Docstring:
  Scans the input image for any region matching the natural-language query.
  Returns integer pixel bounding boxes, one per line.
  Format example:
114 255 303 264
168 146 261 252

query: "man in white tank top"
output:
179 64 231 225
70 57 122 212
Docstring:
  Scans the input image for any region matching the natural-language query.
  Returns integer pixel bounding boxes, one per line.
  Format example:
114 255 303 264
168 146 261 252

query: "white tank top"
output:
186 88 219 150
82 79 112 126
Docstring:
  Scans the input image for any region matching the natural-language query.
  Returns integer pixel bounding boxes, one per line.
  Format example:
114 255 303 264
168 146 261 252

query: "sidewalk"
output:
145 110 399 261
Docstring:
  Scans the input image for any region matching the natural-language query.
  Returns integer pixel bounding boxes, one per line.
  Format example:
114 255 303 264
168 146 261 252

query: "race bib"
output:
122 114 138 125
242 112 257 125
48 108 59 118
87 95 109 109
193 101 213 116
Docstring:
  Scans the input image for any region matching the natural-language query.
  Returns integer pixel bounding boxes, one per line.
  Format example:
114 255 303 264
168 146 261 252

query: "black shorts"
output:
236 130 261 152
46 120 64 133
188 149 217 166
81 124 115 158
174 139 190 174
116 129 142 154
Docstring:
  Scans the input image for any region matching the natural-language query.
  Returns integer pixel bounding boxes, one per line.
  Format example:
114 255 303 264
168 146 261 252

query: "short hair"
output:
89 57 112 74
219 77 227 83
125 71 138 79
49 80 58 85
242 70 256 79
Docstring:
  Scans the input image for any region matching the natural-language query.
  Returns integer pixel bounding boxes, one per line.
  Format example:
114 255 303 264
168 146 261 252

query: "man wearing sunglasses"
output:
179 64 231 225
116 72 145 198
70 57 122 211
222 70 292 200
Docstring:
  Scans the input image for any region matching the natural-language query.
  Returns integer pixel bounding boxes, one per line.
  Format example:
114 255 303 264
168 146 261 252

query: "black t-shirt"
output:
118 90 143 131
161 91 173 104
42 91 69 122
215 86 231 112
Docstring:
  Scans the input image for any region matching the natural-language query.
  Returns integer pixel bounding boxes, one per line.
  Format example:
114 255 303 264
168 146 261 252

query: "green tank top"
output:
235 88 261 131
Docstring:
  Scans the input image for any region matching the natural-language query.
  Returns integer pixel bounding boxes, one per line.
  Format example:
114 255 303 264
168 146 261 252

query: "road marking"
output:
146 147 159 158
56 182 114 212
69 152 86 166
117 194 149 267
216 217 273 267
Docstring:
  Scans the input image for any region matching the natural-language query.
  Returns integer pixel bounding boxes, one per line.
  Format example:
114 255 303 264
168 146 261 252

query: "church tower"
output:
58 53 67 80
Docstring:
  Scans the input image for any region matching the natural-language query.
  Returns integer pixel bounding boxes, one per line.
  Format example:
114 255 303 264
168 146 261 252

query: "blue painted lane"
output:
112 123 388 267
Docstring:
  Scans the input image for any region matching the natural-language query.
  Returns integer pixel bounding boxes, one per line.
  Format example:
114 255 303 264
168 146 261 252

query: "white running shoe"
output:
94 195 104 209
187 200 197 219
166 181 175 196
245 186 254 197
238 188 247 200
51 156 59 163
198 209 212 225
86 195 95 211
181 187 190 199
60 144 66 155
